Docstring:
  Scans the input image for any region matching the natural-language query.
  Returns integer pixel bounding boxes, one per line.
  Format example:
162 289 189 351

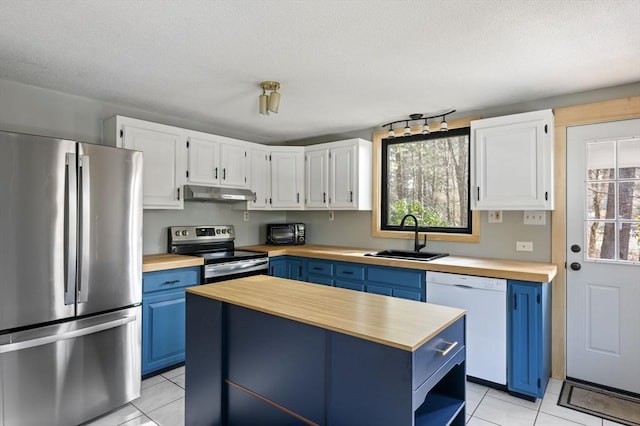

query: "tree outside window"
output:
381 127 471 233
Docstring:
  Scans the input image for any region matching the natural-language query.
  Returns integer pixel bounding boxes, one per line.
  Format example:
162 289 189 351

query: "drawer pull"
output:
162 279 181 285
343 271 354 275
435 341 458 357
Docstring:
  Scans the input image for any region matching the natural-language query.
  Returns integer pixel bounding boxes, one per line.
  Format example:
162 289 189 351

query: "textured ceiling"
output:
0 0 639 143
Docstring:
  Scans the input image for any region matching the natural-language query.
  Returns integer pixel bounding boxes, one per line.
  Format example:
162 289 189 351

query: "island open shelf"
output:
185 275 466 425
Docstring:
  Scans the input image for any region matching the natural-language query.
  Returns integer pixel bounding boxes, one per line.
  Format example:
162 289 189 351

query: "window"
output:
381 127 472 234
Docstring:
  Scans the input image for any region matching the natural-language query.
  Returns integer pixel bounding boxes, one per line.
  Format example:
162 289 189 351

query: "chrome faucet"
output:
400 214 427 252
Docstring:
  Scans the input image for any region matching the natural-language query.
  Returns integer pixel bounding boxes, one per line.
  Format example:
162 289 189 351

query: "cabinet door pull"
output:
350 191 353 202
545 191 548 201
223 168 226 180
513 294 518 310
477 186 480 201
177 187 180 200
323 192 326 203
435 341 458 356
297 193 300 203
215 167 218 179
312 266 322 271
343 271 353 275
162 279 180 285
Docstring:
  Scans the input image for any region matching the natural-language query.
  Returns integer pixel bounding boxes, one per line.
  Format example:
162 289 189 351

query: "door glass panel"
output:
587 182 615 219
619 222 640 261
586 221 616 260
618 181 640 219
585 138 640 263
618 138 640 172
587 140 615 179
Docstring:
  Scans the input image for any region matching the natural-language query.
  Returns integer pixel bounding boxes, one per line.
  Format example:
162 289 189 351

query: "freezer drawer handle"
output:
435 340 458 357
0 313 137 354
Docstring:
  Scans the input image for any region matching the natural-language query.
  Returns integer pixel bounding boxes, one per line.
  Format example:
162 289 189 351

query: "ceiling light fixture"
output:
439 115 448 132
382 109 455 138
259 81 281 115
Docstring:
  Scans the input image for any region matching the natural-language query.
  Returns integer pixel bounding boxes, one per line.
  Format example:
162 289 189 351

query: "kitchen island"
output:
185 275 466 425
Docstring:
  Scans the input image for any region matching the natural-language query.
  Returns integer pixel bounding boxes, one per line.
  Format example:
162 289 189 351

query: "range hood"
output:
184 185 256 203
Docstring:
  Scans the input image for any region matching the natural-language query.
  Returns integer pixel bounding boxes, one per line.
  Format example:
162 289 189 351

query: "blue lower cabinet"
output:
366 283 393 296
508 280 551 398
335 279 365 291
366 266 426 301
142 266 200 375
306 259 334 286
268 256 306 280
268 258 287 278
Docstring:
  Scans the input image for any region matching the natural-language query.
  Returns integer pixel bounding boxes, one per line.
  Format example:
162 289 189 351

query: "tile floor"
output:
86 367 626 426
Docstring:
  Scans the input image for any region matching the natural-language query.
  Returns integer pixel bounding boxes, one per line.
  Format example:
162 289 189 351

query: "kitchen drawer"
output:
412 317 464 390
335 263 365 281
335 279 365 292
143 267 200 294
366 266 424 289
393 288 422 301
366 284 392 296
307 259 333 276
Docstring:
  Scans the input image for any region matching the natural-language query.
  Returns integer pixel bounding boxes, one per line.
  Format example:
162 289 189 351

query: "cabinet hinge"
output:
544 124 548 134
119 129 124 138
537 294 541 304
537 378 541 388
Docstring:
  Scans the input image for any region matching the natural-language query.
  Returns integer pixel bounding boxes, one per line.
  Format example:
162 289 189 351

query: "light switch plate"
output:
524 210 546 225
488 210 503 223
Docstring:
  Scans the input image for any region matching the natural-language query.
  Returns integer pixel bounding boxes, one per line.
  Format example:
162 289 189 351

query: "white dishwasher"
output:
426 271 507 385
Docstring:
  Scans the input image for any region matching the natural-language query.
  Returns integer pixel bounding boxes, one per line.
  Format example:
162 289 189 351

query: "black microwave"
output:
266 223 305 245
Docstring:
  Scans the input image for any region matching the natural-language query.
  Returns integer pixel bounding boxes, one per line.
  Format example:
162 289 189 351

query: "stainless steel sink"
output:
365 249 449 261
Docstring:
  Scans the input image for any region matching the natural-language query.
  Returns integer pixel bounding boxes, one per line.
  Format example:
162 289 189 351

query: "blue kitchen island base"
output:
185 277 466 425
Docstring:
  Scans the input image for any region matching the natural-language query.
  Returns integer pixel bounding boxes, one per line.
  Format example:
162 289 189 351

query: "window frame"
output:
381 127 472 234
371 115 480 243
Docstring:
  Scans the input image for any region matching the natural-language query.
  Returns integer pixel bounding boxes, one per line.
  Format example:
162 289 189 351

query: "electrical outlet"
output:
329 211 334 221
523 210 546 225
488 210 503 223
243 211 249 222
516 241 533 251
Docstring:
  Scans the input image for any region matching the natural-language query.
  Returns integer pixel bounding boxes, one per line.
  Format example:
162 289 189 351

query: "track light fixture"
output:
259 81 281 115
383 110 455 138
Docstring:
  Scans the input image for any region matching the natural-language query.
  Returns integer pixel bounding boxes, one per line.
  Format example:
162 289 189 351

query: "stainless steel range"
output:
168 225 268 283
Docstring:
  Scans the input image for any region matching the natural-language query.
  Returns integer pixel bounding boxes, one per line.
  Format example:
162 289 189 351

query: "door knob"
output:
570 262 581 271
571 244 581 253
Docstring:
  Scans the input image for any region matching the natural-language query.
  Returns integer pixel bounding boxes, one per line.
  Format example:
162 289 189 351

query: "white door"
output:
248 147 271 209
122 124 184 209
219 142 248 188
566 119 640 394
330 145 356 208
305 148 328 208
187 136 219 185
271 149 304 209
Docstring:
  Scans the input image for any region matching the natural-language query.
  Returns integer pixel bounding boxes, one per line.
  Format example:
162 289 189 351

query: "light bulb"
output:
403 121 411 136
422 121 430 135
440 117 448 132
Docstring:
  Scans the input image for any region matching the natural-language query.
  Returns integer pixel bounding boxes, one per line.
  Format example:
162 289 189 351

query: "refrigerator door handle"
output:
78 154 91 303
64 153 77 306
0 312 137 354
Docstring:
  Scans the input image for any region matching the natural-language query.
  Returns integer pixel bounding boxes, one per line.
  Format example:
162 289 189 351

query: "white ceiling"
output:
1 0 639 143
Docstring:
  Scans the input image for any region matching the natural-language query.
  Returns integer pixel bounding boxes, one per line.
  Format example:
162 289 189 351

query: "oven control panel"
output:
169 225 235 244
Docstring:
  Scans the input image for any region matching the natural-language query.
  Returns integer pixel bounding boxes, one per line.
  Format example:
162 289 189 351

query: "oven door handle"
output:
205 258 268 276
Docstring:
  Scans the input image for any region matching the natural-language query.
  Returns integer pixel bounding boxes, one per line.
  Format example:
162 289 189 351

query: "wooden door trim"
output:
551 96 640 379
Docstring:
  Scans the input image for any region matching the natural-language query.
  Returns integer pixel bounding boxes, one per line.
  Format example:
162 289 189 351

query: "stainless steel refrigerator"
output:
0 131 143 426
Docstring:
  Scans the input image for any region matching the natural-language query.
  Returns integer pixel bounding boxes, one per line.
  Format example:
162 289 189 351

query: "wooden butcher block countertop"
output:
240 244 557 283
187 275 465 351
142 254 204 273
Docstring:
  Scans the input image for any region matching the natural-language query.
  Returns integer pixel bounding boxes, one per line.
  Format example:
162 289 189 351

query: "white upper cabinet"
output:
305 147 329 208
186 132 249 189
471 109 554 210
247 145 271 210
270 146 304 209
304 138 372 210
219 141 249 188
186 133 219 186
104 116 186 209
